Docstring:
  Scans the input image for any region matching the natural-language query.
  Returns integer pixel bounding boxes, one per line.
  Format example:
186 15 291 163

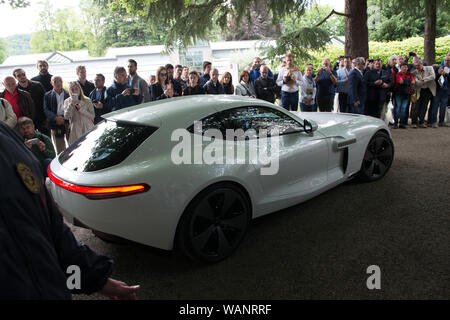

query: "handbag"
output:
410 91 417 103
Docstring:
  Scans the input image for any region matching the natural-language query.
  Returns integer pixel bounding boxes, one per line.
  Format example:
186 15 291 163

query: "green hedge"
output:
304 36 450 70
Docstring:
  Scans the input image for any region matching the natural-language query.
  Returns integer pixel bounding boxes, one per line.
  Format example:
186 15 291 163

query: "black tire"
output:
358 131 394 182
176 182 251 263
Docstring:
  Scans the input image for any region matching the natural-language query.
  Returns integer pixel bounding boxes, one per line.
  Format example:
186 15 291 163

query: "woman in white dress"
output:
64 81 95 145
234 70 256 98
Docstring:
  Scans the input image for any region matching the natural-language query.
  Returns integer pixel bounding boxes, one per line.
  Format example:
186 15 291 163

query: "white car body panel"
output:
47 95 391 251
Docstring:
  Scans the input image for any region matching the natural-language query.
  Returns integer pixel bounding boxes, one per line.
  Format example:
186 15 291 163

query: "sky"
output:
0 0 82 38
0 0 346 38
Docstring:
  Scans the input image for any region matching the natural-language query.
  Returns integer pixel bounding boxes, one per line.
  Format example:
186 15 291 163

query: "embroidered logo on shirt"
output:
16 162 40 194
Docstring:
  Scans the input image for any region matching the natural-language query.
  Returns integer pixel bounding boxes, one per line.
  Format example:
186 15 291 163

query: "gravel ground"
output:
72 126 450 300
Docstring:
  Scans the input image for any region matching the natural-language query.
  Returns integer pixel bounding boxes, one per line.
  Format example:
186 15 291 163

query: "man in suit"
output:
127 59 151 103
348 57 367 114
43 76 70 154
89 73 111 125
412 60 436 127
364 59 392 118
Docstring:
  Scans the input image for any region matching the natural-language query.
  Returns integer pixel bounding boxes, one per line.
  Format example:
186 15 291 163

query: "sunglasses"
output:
160 73 167 77
15 73 26 77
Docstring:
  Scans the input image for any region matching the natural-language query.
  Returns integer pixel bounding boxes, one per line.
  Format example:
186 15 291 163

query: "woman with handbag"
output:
394 63 415 129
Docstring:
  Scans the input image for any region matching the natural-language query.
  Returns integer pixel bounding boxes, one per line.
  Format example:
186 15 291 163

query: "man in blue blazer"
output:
43 76 69 154
347 57 367 114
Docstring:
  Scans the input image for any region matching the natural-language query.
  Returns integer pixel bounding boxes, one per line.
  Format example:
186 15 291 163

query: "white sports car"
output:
47 95 394 262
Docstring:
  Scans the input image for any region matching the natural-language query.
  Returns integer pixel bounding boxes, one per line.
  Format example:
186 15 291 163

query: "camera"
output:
285 75 292 82
409 51 416 57
28 138 39 145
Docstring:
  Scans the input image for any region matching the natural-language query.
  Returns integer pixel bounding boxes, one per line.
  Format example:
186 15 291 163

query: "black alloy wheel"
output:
177 183 251 263
359 131 394 182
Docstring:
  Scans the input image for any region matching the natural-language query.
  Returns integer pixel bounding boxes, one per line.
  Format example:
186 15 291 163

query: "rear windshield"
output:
59 120 157 172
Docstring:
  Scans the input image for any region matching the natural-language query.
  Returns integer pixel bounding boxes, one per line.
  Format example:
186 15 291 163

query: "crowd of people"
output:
1 51 449 174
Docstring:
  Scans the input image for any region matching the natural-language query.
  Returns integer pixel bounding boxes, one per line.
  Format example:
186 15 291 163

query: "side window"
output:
187 106 303 138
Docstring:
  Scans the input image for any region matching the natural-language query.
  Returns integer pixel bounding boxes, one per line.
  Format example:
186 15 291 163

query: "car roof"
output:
103 95 279 127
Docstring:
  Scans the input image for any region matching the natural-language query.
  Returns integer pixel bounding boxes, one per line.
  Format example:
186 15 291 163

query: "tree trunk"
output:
424 0 436 65
344 0 369 59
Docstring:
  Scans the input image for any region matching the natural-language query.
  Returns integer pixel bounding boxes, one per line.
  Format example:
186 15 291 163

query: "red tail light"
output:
47 166 150 200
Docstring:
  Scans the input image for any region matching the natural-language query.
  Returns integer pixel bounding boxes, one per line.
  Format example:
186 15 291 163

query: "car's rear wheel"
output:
176 183 251 263
358 131 394 182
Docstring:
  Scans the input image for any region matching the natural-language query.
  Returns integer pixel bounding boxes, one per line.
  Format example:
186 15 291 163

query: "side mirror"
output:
303 119 317 133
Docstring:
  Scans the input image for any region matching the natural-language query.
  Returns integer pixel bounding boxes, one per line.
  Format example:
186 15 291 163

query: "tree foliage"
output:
105 0 317 49
4 34 31 56
0 38 8 64
368 0 450 41
283 4 345 37
30 1 89 53
0 0 29 8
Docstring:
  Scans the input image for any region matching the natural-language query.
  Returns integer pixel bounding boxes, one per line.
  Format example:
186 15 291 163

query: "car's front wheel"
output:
176 183 251 263
358 131 394 182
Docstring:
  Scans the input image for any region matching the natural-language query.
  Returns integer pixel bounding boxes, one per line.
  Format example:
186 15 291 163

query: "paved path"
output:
73 127 450 300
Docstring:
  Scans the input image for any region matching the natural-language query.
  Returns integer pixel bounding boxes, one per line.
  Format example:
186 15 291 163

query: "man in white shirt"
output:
276 52 304 111
336 56 353 113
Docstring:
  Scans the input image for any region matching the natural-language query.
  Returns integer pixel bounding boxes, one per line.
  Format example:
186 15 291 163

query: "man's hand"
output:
164 86 174 98
93 102 103 109
132 88 140 96
25 140 32 149
382 83 388 89
399 78 404 84
375 79 383 85
345 77 349 83
37 141 46 152
122 89 131 96
99 278 140 300
354 101 361 107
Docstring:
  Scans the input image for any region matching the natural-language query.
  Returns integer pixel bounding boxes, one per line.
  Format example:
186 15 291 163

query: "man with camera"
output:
314 58 337 112
364 59 392 118
106 66 142 112
249 57 273 85
89 73 111 124
276 53 304 111
17 116 55 176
